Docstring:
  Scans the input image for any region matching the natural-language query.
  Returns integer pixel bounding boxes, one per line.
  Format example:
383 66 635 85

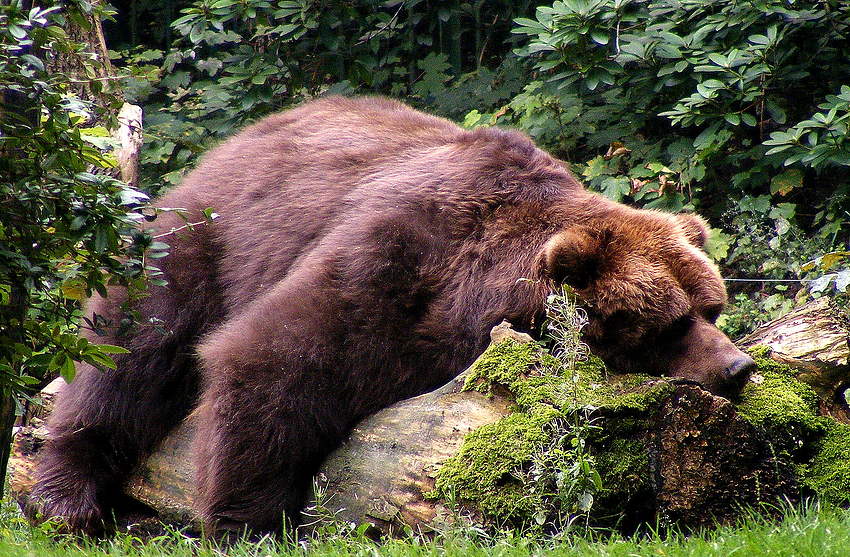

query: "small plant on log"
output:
433 287 620 533
528 287 603 530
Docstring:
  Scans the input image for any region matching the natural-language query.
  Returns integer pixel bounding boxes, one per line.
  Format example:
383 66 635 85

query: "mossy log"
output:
739 297 849 422
9 302 850 535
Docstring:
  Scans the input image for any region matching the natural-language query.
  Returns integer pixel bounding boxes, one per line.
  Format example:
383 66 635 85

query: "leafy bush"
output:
0 2 156 404
509 0 850 214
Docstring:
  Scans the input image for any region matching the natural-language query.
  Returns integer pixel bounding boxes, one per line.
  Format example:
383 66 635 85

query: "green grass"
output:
2 501 850 557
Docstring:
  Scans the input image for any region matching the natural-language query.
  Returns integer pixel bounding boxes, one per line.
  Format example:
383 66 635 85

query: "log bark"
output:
10 301 849 535
116 103 144 189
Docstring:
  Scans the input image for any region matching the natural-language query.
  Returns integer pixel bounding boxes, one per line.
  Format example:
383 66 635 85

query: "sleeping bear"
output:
30 96 755 536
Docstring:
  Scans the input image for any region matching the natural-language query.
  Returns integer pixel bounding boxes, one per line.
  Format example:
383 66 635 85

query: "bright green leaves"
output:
513 0 626 92
763 85 850 168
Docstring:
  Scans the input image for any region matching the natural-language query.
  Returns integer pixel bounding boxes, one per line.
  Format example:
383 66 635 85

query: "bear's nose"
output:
725 355 756 382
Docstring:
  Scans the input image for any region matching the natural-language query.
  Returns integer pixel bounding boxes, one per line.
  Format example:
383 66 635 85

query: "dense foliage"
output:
0 1 155 423
114 1 533 194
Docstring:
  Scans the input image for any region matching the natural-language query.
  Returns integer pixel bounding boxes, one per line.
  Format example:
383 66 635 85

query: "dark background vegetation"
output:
1 0 849 490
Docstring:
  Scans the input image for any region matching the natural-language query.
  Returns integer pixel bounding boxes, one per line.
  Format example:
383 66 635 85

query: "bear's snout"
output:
722 354 757 395
667 320 757 399
724 355 756 381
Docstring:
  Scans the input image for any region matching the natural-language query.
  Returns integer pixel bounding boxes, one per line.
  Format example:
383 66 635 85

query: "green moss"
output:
798 421 850 506
429 412 552 521
433 340 671 526
462 339 538 394
736 353 823 433
597 380 674 413
735 348 850 505
595 438 651 509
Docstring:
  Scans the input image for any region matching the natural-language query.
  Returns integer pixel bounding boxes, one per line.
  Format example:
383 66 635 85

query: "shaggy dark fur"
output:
30 96 754 536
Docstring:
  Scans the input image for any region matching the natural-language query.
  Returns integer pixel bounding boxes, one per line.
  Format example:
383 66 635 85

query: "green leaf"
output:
8 25 27 39
581 156 610 180
770 169 803 196
738 195 771 214
513 18 546 31
462 110 483 128
765 101 787 125
60 354 76 383
599 176 630 202
590 31 609 45
94 344 130 355
60 279 87 301
707 52 728 67
704 228 733 262
86 352 118 370
765 145 794 156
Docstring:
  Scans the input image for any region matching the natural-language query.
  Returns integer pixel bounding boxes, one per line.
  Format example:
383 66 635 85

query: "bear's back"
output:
153 97 574 313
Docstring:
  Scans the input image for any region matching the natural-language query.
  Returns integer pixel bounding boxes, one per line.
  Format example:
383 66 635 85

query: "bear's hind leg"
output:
193 278 361 535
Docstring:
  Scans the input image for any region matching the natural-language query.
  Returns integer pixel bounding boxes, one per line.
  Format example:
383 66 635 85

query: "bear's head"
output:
537 210 754 398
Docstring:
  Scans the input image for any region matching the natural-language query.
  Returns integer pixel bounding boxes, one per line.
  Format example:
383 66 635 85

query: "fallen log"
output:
9 300 850 535
739 296 849 422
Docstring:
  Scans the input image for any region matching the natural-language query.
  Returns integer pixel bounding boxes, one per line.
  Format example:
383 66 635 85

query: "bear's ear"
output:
540 227 605 289
675 213 710 248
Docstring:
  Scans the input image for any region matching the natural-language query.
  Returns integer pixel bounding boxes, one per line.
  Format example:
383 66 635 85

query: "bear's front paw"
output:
26 476 110 537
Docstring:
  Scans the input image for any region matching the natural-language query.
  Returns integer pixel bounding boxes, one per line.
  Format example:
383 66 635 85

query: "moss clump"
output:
598 380 674 413
432 339 671 527
736 352 823 434
462 339 537 395
798 421 850 506
735 347 850 506
595 438 651 505
430 412 553 522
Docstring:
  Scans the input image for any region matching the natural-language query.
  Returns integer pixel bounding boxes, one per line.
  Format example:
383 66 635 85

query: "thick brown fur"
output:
30 96 754 536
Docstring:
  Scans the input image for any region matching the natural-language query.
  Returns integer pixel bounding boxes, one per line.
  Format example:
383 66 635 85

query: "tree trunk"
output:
47 0 118 110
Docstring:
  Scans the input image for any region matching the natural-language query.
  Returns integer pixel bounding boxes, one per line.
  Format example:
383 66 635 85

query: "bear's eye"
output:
603 310 636 332
704 305 723 324
657 315 694 343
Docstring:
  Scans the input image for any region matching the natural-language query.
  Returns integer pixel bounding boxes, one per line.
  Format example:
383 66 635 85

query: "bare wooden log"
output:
740 297 848 371
303 370 514 534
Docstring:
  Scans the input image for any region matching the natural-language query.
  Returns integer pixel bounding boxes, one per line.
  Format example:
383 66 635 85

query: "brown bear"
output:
30 96 754 536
